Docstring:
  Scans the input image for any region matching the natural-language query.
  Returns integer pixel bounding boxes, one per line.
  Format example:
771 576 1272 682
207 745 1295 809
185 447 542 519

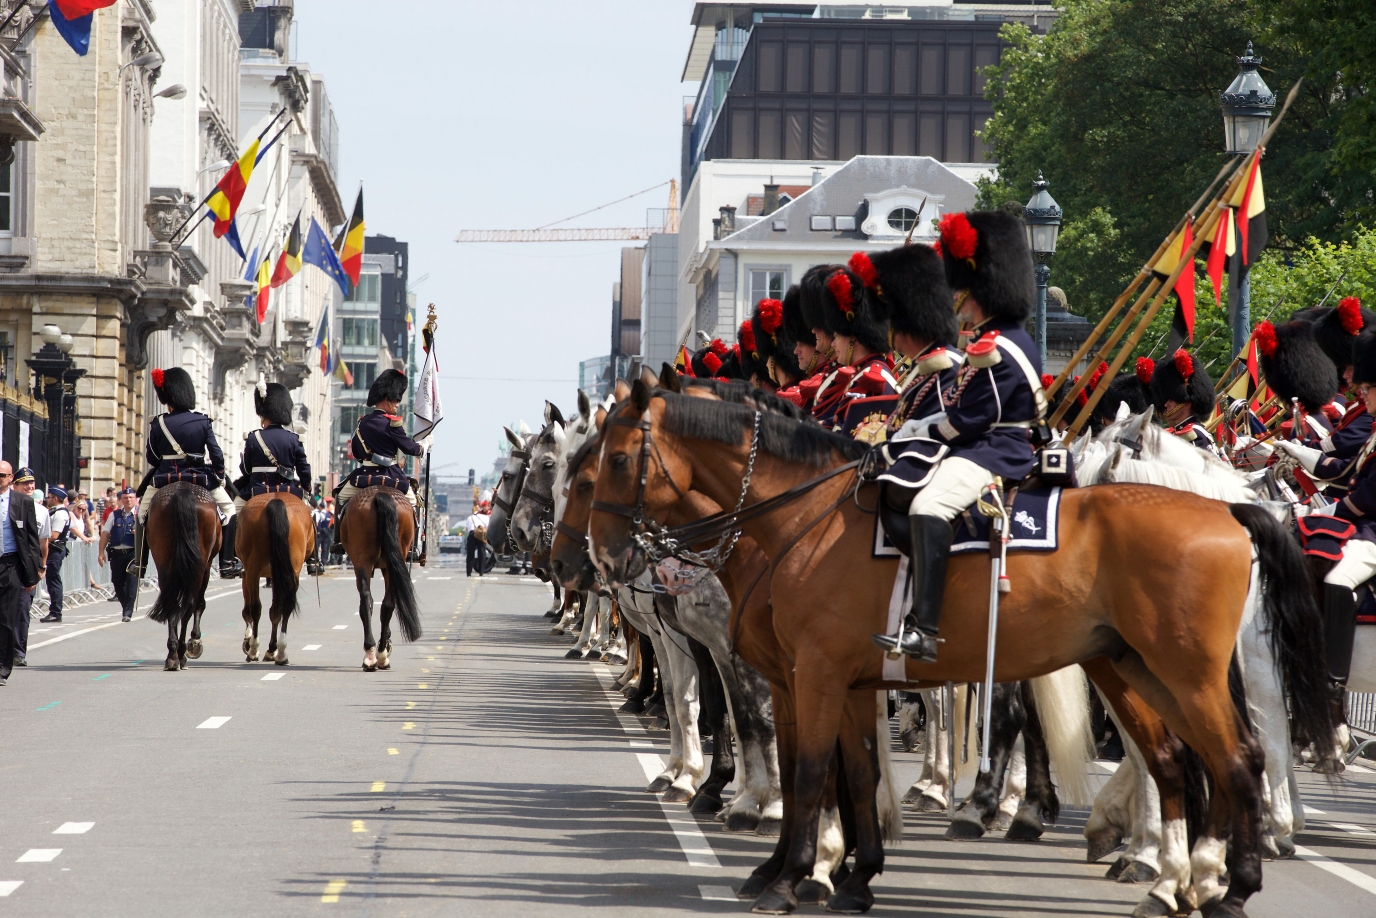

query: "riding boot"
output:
1325 583 1358 686
408 504 422 562
872 515 953 662
219 517 242 578
332 499 348 554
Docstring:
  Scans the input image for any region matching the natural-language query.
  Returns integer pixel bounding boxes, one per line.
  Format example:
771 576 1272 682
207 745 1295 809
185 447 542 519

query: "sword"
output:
977 483 1011 774
130 520 145 614
944 681 956 819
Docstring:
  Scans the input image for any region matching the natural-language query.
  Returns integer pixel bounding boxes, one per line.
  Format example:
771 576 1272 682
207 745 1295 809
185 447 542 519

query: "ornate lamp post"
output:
1221 42 1276 358
27 325 85 487
1024 171 1062 365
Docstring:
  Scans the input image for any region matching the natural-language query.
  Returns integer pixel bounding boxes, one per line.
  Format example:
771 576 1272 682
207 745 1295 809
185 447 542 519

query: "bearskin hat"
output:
1094 362 1155 427
690 338 729 378
820 267 889 354
367 368 408 407
1253 319 1338 412
1351 327 1376 387
151 366 196 411
751 297 804 386
736 317 763 382
1297 297 1376 378
799 264 843 335
937 209 1035 322
780 283 814 349
1151 348 1215 420
254 381 295 427
851 245 957 347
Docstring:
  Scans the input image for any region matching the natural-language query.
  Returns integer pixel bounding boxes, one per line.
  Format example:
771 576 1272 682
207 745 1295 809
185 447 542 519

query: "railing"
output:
31 539 114 615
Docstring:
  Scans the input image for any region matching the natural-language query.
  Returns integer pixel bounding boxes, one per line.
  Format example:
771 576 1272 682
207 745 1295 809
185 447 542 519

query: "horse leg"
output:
187 585 207 660
1008 678 1060 841
1237 599 1297 858
907 687 950 812
660 635 703 804
358 566 378 671
243 578 262 662
1114 729 1164 884
164 615 180 671
177 612 191 670
377 569 394 670
687 640 734 817
994 737 1026 832
826 690 887 914
947 681 1023 839
738 682 797 900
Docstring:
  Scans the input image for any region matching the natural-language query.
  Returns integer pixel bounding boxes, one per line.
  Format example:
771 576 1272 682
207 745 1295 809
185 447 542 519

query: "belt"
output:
250 467 298 479
364 454 397 467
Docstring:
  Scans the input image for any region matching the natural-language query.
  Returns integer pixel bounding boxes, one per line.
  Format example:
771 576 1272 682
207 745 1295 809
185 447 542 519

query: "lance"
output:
418 304 439 565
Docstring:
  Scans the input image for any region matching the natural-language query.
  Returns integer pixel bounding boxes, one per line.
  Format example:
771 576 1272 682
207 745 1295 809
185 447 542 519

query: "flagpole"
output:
418 305 438 565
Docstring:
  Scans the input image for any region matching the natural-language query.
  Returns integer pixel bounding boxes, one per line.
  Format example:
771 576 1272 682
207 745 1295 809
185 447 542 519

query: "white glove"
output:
1275 440 1321 474
419 435 434 452
894 412 946 441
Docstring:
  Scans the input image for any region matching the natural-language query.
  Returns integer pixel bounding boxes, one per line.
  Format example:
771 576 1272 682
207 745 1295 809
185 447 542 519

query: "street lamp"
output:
1024 171 1062 366
1220 42 1275 358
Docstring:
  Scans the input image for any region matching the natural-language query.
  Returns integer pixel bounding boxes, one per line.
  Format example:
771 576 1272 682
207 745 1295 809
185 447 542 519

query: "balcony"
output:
685 28 750 180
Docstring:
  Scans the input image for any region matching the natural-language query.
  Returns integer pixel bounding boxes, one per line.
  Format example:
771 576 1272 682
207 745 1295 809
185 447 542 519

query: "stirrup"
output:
871 628 940 662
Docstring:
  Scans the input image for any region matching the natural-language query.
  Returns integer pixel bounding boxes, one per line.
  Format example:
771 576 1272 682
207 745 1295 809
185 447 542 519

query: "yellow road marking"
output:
351 820 366 833
406 701 416 709
417 683 428 689
370 781 385 793
402 722 415 730
427 657 435 661
321 880 347 902
388 748 398 755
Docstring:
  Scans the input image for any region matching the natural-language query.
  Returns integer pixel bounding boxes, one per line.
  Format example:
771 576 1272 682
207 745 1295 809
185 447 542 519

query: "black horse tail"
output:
1229 503 1336 752
376 494 422 642
148 488 207 624
266 498 299 622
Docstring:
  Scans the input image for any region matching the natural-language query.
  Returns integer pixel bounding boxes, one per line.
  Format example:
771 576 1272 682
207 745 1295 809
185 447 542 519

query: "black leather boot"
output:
872 515 953 661
219 517 242 578
331 499 348 555
1325 583 1358 685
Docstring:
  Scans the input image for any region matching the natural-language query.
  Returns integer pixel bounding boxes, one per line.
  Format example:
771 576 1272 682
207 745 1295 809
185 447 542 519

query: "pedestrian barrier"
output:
1346 692 1376 763
31 540 115 616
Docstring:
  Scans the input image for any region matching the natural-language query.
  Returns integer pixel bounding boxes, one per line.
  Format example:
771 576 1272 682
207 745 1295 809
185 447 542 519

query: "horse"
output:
507 401 566 554
235 493 316 666
586 378 1333 918
339 485 423 670
487 416 544 553
145 482 222 671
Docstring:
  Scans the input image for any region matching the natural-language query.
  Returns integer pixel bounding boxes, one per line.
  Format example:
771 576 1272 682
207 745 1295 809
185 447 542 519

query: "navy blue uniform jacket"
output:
146 409 225 485
347 409 423 492
240 425 312 497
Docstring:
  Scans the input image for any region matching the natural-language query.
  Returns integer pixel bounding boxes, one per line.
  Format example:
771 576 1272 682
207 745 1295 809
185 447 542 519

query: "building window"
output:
337 404 368 438
887 207 918 233
342 317 378 347
0 162 13 233
347 273 380 303
749 269 786 305
346 361 377 391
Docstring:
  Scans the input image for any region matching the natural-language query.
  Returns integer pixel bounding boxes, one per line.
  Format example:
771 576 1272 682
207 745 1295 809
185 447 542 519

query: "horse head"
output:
510 413 567 553
486 425 532 549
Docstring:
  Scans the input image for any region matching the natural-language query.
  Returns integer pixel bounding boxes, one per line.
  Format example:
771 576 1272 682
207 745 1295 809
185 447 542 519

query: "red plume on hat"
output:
1253 320 1278 358
1074 376 1088 407
827 270 855 320
702 351 722 375
1087 360 1109 392
759 298 783 339
151 368 165 388
848 252 879 289
1174 348 1194 379
1135 356 1155 385
739 319 757 356
1340 296 1365 335
1040 373 1054 389
708 338 728 358
938 212 978 263
731 343 740 361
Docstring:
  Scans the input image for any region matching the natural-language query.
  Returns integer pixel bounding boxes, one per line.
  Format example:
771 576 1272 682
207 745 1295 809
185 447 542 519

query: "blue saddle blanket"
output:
874 485 1062 557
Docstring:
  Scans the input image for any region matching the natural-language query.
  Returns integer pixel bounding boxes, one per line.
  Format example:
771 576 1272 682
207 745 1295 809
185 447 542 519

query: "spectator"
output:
69 498 96 544
99 486 115 525
39 487 71 624
312 498 332 568
100 488 138 621
0 461 43 685
464 502 490 578
10 469 49 666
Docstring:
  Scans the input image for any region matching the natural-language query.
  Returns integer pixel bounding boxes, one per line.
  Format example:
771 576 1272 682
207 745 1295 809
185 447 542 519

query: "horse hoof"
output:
377 652 390 669
275 657 289 667
755 815 782 837
1005 810 1046 840
645 776 673 793
738 874 770 900
915 794 947 814
1130 893 1173 918
1276 837 1296 859
688 792 724 815
645 702 666 718
563 649 582 659
793 879 830 905
363 662 377 672
751 886 798 915
990 811 1014 832
618 698 646 715
648 717 670 731
378 662 391 671
246 655 258 663
609 655 627 666
164 659 179 672
945 811 986 840
1117 860 1160 884
725 810 763 833
1086 828 1125 862
187 639 203 659
178 658 188 671
825 885 874 914
661 786 694 804
1105 856 1131 880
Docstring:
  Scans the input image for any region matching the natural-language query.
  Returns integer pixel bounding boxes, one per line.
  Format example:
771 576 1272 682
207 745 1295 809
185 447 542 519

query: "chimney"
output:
762 182 780 216
712 217 722 240
811 167 823 186
718 205 736 235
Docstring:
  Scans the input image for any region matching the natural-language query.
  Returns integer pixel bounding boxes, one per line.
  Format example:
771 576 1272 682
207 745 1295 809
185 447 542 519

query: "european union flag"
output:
302 217 349 295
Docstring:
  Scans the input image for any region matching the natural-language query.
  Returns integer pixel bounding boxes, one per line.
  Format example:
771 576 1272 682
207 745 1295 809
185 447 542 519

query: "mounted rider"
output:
1089 359 1156 432
234 382 312 507
873 209 1045 662
795 264 845 418
774 278 827 408
1150 348 1217 453
331 368 424 554
816 265 898 433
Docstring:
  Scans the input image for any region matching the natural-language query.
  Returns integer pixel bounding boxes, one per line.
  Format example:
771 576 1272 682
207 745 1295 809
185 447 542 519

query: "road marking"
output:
197 717 232 729
1329 822 1376 837
402 722 415 730
405 701 416 709
351 821 366 833
261 673 284 681
630 740 654 748
370 782 386 793
303 644 322 651
332 625 347 630
16 850 60 863
92 674 110 681
1296 846 1376 895
321 879 347 903
421 668 430 673
53 823 93 835
35 702 60 712
700 885 737 901
1094 759 1120 773
428 576 452 580
635 754 720 868
1304 805 1327 816
427 657 435 661
417 683 428 689
387 748 398 755
0 882 20 896
26 589 238 651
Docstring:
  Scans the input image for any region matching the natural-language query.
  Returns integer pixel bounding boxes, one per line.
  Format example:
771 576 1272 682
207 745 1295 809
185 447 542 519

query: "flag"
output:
254 252 272 323
223 218 247 260
206 139 260 239
1233 152 1267 267
314 306 330 372
302 217 349 294
336 189 365 286
270 215 302 288
333 355 353 387
413 339 443 441
1205 207 1233 307
48 1 117 56
1153 218 1197 351
243 244 260 282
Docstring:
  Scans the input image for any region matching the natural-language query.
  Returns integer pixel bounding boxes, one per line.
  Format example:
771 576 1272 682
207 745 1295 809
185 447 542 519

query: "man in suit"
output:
0 460 43 685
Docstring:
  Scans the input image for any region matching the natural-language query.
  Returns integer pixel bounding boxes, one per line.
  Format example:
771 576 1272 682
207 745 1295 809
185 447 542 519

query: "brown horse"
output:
236 493 316 665
586 380 1332 918
145 482 222 671
340 485 422 670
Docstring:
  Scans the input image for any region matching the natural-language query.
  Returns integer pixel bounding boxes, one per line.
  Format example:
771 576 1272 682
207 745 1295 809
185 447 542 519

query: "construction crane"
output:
455 180 679 243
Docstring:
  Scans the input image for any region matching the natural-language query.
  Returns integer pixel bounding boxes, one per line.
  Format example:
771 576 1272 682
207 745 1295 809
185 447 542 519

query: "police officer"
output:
38 487 71 624
11 468 47 657
1150 348 1217 453
873 210 1045 661
100 487 138 621
332 369 425 554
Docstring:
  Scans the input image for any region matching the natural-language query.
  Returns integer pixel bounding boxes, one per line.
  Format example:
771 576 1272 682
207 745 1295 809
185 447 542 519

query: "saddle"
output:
152 467 217 490
345 468 412 493
876 469 1067 559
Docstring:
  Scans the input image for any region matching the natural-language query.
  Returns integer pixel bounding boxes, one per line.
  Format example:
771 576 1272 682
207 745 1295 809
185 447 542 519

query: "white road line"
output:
28 588 239 651
1304 805 1327 816
428 576 452 580
52 823 92 835
1094 759 1120 773
332 625 348 630
16 850 60 863
1296 846 1376 895
635 754 720 868
302 644 322 651
261 673 284 682
0 882 21 896
699 885 737 901
197 717 232 729
1328 822 1376 837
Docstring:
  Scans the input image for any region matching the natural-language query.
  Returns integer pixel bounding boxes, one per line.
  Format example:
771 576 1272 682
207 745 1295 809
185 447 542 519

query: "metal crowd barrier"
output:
31 539 115 617
1346 692 1376 764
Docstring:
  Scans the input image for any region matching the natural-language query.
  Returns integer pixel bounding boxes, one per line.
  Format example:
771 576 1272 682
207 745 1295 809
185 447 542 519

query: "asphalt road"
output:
3 563 1376 917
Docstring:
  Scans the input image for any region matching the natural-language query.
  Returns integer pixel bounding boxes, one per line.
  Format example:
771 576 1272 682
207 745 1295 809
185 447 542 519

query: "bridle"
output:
490 445 531 522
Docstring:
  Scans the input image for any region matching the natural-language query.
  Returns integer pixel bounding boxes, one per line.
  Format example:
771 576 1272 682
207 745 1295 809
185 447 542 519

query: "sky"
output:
292 1 694 486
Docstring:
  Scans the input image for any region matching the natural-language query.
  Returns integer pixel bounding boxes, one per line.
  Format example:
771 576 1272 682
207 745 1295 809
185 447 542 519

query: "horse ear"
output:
504 426 522 447
631 377 652 413
613 379 632 402
639 365 659 388
577 389 591 420
547 401 565 426
594 405 608 430
659 362 681 392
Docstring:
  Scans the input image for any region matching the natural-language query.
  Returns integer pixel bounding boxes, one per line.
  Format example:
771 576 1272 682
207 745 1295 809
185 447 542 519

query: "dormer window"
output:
886 207 918 233
862 186 944 240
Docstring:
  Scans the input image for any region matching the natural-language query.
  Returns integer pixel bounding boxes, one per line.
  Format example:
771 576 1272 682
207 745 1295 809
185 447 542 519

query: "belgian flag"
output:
270 215 302 289
1151 217 1197 353
335 189 365 287
1199 149 1267 322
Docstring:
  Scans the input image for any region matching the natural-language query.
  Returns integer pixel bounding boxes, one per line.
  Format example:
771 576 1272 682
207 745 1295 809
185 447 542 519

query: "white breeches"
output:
338 481 418 508
1325 538 1376 590
908 456 997 521
139 484 235 523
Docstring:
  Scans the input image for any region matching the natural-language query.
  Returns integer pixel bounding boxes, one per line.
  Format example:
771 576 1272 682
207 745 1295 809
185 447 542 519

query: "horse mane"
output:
682 377 809 419
1108 457 1258 504
656 390 867 466
566 427 603 476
